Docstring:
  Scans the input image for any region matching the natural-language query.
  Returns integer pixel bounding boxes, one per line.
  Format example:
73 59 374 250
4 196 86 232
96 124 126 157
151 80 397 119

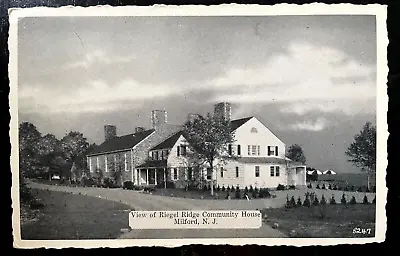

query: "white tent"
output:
307 170 315 175
315 170 323 175
323 170 337 175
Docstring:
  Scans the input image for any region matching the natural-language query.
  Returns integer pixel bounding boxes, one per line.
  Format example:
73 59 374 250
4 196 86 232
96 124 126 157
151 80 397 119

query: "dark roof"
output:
150 131 187 150
87 129 155 156
230 117 253 131
136 160 167 168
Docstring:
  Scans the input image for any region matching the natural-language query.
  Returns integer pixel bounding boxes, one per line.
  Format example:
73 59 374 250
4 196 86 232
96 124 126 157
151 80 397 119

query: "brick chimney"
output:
214 102 231 121
104 125 117 141
151 110 167 130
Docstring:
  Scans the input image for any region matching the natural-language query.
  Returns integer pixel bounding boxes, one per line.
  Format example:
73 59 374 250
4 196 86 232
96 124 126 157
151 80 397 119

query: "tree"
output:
18 122 42 180
286 144 306 164
110 153 124 186
35 134 65 181
345 122 376 190
184 113 236 196
61 131 90 171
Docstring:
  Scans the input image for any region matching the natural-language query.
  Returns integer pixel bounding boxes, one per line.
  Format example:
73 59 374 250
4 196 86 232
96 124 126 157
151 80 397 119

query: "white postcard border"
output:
9 3 388 248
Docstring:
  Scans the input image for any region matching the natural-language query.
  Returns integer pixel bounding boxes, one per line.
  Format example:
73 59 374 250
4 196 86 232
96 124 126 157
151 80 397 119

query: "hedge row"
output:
285 192 376 208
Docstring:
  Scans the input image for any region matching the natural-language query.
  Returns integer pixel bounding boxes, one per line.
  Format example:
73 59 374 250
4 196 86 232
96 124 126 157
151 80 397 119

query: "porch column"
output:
164 168 167 189
155 169 157 186
146 169 149 185
138 169 141 185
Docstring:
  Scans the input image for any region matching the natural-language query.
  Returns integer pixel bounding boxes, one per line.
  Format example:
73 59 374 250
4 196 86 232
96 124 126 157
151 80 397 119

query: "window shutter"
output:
275 146 278 156
237 145 241 155
177 146 180 156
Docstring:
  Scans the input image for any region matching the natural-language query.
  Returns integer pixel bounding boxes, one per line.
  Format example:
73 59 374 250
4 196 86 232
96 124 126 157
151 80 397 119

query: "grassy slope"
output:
20 188 132 240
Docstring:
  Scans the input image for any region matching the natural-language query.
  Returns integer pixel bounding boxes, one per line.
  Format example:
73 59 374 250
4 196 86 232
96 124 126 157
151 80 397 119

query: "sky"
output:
17 15 377 173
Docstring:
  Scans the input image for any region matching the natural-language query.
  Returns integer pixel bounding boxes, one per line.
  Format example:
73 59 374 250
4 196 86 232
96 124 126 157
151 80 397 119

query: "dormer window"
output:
251 127 258 133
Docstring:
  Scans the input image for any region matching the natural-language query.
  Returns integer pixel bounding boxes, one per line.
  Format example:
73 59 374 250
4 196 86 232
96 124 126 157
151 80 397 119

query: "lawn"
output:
20 188 132 240
261 203 376 238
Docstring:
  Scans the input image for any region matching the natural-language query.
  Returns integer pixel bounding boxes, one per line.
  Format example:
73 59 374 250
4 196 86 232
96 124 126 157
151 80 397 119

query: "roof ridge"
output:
150 130 185 150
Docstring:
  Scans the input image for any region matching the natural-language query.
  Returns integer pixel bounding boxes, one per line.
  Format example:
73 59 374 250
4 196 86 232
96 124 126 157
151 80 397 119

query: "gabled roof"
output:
230 117 253 131
87 129 155 156
150 131 187 151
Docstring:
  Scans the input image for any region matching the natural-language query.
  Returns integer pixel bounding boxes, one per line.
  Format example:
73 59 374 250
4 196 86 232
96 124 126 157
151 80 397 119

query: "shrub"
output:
316 184 320 189
341 194 347 204
330 195 337 205
303 195 311 207
363 194 369 204
344 186 349 191
260 188 271 198
249 185 254 193
221 185 226 192
252 187 258 198
203 184 208 191
349 196 357 204
312 195 320 206
243 193 249 200
235 186 241 199
217 185 220 192
328 184 332 190
357 187 363 193
244 186 248 193
225 191 231 199
289 185 296 190
290 196 296 207
321 184 326 190
336 185 341 191
277 184 285 191
296 197 302 207
350 185 355 192
285 195 290 208
123 181 134 190
320 194 327 205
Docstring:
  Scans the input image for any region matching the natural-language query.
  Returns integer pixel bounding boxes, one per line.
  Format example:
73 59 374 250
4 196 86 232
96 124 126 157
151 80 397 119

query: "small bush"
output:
303 195 311 207
249 185 254 193
244 186 248 193
363 194 369 204
296 197 302 207
285 195 291 208
330 195 337 205
123 181 134 190
216 185 220 192
290 196 296 207
235 186 241 199
341 194 347 204
321 184 326 190
225 191 231 199
260 188 271 198
221 185 226 192
320 194 327 205
289 185 296 190
328 184 332 190
252 187 258 198
312 195 320 206
277 184 285 191
316 184 320 189
350 196 357 204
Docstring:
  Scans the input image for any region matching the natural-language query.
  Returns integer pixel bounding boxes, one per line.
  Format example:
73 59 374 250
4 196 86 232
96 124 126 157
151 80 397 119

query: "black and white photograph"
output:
9 4 387 248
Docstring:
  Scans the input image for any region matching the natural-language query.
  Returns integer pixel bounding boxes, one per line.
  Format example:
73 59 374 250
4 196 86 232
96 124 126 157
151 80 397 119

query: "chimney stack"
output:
135 126 146 133
151 110 168 130
104 125 117 141
214 102 231 121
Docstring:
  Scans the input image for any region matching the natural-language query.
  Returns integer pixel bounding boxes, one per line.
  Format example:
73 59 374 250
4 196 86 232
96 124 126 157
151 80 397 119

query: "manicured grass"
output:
20 188 132 240
261 203 376 238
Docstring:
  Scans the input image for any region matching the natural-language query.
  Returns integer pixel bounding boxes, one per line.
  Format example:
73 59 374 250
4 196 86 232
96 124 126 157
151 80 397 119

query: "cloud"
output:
288 118 330 132
63 49 136 69
18 79 181 114
207 40 376 115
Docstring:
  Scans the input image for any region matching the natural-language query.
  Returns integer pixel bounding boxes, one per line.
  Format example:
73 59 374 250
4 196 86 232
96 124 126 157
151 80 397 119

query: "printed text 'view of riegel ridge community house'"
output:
86 102 307 189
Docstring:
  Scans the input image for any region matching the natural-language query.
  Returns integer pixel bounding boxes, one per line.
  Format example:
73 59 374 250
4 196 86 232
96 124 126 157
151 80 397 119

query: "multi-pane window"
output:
248 145 261 156
268 146 279 156
181 145 187 156
270 166 275 176
177 146 180 156
255 166 260 177
275 166 280 177
188 167 193 180
220 167 224 178
207 168 212 180
270 166 280 176
236 167 239 178
173 168 178 180
228 144 232 155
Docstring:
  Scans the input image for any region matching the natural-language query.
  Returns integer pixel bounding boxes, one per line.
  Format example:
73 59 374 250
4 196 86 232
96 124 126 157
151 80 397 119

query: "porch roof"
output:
136 159 167 169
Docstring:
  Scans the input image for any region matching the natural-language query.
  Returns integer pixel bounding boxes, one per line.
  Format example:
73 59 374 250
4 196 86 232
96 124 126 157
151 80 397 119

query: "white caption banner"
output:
129 210 262 229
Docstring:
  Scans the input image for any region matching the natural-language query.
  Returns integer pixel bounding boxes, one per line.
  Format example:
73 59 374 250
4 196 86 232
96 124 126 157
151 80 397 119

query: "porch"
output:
136 160 169 187
287 165 307 187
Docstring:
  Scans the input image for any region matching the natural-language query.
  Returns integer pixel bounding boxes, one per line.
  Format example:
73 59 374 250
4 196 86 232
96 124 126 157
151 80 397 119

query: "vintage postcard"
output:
9 4 388 248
